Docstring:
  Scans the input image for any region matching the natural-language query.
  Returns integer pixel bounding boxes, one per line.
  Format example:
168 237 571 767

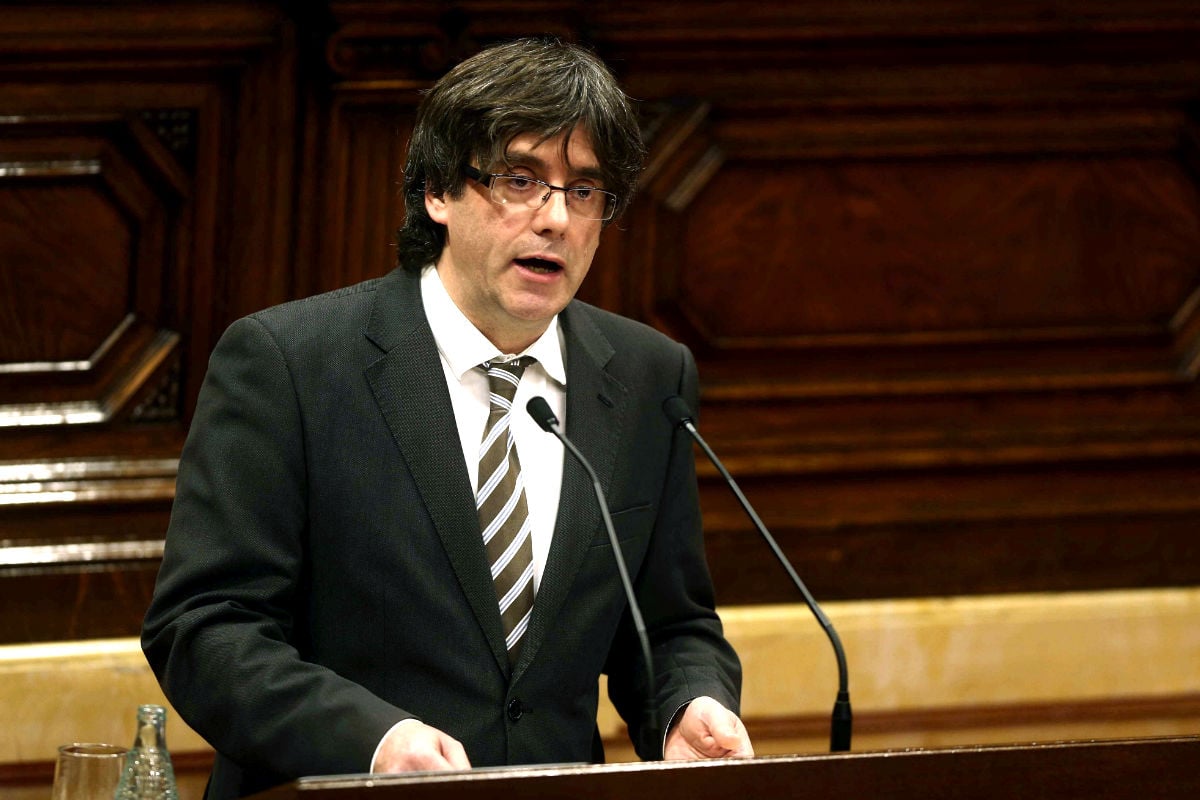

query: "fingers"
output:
710 712 755 757
665 697 755 761
438 732 472 770
372 721 473 773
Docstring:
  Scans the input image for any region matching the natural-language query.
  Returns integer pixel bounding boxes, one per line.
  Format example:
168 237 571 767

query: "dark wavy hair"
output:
396 37 645 272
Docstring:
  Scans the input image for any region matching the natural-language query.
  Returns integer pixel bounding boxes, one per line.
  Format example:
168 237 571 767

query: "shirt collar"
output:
421 265 567 386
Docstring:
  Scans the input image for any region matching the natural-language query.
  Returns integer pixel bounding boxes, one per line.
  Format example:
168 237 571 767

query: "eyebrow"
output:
502 151 606 184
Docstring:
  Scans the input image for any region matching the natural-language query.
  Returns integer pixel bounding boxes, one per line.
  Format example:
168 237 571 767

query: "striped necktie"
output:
477 357 536 663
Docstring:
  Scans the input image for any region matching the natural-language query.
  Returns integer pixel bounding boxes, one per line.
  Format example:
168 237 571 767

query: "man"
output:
142 36 752 799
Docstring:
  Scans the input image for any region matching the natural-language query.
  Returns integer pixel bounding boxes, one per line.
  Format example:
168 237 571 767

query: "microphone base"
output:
830 693 852 752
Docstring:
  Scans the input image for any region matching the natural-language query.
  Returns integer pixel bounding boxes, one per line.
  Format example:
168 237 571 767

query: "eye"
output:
504 176 539 193
568 186 596 202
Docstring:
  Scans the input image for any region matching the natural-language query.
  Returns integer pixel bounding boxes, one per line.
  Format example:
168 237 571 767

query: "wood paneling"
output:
301 93 419 296
2 1 1200 639
591 1 1200 604
0 2 298 643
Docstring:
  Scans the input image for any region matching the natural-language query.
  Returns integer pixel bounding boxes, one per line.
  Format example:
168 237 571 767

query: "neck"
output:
485 324 544 356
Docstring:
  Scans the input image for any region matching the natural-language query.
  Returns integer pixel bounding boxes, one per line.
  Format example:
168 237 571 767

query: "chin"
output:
508 294 570 321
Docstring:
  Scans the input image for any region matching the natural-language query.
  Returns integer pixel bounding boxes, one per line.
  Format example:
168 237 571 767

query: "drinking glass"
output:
51 743 128 800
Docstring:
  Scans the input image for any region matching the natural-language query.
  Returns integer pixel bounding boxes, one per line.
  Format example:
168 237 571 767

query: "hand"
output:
664 696 755 760
371 720 472 773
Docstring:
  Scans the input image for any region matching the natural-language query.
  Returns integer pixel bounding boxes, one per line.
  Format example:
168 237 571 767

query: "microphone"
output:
662 396 852 752
526 397 659 744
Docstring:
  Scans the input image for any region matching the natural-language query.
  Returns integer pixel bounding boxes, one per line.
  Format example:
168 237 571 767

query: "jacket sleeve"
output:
141 316 410 780
604 341 743 759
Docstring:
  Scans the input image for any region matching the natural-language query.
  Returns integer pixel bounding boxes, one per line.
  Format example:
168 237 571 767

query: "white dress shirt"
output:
419 264 567 593
372 267 569 770
373 267 699 768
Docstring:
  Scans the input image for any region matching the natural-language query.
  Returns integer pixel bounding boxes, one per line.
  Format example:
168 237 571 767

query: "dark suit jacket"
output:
142 267 741 799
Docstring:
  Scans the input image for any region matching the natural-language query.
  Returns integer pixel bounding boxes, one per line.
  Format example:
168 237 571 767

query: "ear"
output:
425 188 449 225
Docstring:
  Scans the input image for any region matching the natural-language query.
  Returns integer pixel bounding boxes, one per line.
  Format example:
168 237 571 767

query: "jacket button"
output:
506 698 523 722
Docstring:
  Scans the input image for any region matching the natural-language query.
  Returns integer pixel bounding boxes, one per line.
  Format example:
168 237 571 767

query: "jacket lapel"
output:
362 269 511 673
514 301 627 680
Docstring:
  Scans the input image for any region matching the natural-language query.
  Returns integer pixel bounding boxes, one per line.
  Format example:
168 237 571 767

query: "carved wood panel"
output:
5 1 1200 642
589 1 1200 603
0 3 298 644
292 0 1200 604
0 115 187 421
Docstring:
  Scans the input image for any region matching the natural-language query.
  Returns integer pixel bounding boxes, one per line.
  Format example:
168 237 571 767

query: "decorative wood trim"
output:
0 315 135 377
0 330 180 428
627 100 1200 398
0 457 177 510
0 5 286 61
0 540 166 569
138 109 199 171
324 3 580 80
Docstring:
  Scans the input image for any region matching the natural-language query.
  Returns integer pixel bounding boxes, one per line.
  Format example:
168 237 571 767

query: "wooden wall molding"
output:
137 109 200 172
531 2 1200 606
621 74 1200 393
2 1 1199 637
0 457 178 509
323 2 580 80
0 2 300 644
0 330 180 427
298 89 422 298
0 113 187 362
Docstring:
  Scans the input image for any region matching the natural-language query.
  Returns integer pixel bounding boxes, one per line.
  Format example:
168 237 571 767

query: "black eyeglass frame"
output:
463 165 619 222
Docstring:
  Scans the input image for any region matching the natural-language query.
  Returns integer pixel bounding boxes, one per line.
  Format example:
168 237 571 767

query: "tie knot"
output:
483 357 533 405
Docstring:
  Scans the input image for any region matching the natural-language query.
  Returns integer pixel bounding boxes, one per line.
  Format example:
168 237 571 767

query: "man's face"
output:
425 127 605 353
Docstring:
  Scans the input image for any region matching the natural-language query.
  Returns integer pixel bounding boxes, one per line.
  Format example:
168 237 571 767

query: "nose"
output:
531 188 571 236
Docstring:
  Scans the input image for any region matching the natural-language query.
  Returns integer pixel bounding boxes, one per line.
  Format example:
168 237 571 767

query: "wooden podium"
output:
251 735 1200 800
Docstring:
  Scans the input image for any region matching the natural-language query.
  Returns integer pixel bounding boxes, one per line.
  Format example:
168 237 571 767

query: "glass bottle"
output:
113 704 179 800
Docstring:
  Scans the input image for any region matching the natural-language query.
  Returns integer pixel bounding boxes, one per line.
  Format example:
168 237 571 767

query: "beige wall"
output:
605 587 1200 755
5 587 1199 793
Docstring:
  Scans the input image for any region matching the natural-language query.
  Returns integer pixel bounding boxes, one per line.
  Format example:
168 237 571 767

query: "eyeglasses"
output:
464 165 618 222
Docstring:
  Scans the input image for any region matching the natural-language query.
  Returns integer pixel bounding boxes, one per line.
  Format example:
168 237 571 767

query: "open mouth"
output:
514 257 562 274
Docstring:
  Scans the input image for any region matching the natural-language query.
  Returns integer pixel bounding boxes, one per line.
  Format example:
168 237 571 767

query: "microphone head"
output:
526 396 559 432
662 395 694 428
